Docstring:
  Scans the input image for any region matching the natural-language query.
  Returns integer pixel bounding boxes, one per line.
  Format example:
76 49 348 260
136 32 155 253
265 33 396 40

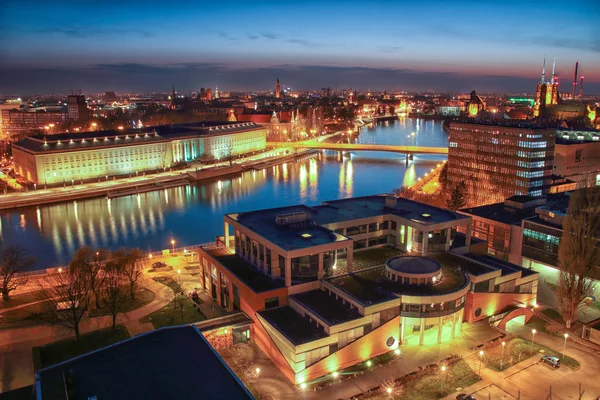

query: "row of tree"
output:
0 246 144 339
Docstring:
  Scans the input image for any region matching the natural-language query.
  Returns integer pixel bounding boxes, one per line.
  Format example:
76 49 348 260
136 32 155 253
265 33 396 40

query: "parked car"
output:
541 355 560 368
152 261 167 269
456 394 476 400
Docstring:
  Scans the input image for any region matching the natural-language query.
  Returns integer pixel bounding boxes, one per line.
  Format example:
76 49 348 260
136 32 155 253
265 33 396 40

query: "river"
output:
0 118 448 270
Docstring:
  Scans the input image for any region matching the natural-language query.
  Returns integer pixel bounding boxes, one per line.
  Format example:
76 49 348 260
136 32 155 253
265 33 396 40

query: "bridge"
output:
267 141 448 155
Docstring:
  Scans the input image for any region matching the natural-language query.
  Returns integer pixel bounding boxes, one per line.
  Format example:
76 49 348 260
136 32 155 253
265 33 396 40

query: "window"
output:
575 149 582 163
264 296 279 309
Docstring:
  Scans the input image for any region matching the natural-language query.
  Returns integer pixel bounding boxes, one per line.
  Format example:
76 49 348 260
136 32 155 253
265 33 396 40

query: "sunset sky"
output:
1 0 599 94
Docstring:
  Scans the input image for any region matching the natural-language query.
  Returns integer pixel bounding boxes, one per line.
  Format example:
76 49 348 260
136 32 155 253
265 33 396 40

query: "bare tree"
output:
35 267 92 340
223 140 235 166
101 262 128 332
69 247 107 308
556 185 600 328
0 245 35 301
117 248 144 300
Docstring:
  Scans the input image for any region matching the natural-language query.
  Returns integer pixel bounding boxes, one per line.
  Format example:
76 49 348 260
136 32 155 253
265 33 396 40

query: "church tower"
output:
275 78 281 99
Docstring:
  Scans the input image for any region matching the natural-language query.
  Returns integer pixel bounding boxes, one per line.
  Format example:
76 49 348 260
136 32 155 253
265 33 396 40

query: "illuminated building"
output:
67 94 90 121
466 90 485 117
12 122 267 184
275 78 281 99
448 120 556 206
553 129 600 187
197 195 538 384
1 109 67 137
533 58 560 117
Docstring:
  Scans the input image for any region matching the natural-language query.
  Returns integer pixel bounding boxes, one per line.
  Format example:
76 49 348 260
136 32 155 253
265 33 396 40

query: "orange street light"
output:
171 239 175 253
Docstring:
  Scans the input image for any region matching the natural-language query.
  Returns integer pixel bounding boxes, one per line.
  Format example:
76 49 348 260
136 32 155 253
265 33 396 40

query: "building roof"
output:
203 246 285 292
36 325 253 400
290 289 362 326
13 121 263 153
259 306 329 345
228 195 467 252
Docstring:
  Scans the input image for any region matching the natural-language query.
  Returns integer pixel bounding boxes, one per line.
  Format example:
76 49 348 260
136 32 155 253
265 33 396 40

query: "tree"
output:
0 246 35 301
446 182 467 211
439 162 449 193
35 267 92 340
101 262 129 332
69 247 107 308
117 248 144 300
556 185 600 328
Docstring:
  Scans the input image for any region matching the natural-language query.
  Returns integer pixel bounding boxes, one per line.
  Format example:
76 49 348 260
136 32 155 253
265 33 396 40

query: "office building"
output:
448 120 556 206
35 326 253 399
67 94 90 121
12 122 267 184
1 109 68 137
197 195 538 384
553 129 600 187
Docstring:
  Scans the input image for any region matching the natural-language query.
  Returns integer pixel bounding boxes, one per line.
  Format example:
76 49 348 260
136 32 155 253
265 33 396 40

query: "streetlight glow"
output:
366 360 372 367
386 387 392 394
332 371 339 378
300 383 307 390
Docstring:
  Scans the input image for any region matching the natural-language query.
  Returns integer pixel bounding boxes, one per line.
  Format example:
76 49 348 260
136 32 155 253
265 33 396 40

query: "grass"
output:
88 288 156 317
365 359 480 400
0 301 46 329
139 295 207 329
541 308 565 325
0 290 47 310
481 338 579 371
33 325 130 369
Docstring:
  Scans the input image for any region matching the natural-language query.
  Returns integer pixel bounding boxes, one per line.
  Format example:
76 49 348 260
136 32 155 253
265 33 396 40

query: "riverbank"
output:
0 147 320 210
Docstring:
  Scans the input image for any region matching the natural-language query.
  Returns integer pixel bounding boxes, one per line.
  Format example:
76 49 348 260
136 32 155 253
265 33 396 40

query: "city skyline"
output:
1 0 599 94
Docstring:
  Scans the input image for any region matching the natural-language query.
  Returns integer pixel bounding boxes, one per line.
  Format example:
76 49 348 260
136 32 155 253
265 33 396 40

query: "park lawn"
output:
482 337 579 371
399 359 479 400
0 289 47 310
139 295 207 329
33 325 130 369
88 288 155 317
0 301 46 329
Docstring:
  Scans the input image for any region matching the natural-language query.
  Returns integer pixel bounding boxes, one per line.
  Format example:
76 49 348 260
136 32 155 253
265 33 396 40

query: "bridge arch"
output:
497 308 534 331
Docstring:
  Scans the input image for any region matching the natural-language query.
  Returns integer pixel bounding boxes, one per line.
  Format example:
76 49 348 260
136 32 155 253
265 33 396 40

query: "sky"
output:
0 0 599 95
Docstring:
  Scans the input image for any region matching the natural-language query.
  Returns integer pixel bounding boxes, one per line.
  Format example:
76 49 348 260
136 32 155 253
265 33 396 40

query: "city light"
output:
332 371 339 378
300 383 307 390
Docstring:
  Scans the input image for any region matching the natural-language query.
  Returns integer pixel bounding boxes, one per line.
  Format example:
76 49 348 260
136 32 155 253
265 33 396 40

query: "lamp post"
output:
563 333 569 359
177 269 181 285
171 239 175 253
255 367 261 387
441 364 447 393
96 251 99 263
478 350 484 377
530 329 537 355
386 386 393 398
501 341 506 370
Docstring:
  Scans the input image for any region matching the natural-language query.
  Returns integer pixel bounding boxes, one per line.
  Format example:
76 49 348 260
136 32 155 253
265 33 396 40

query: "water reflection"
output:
0 119 448 268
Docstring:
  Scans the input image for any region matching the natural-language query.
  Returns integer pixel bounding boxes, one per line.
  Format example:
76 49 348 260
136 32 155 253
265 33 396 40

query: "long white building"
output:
12 122 267 184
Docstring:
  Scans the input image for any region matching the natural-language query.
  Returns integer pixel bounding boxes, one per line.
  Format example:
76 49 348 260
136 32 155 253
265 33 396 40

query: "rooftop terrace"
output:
204 246 285 292
291 290 362 326
327 253 471 306
259 306 328 346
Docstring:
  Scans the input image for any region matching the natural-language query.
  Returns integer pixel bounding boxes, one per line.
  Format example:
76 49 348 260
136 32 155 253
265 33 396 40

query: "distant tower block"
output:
275 78 281 99
215 86 220 99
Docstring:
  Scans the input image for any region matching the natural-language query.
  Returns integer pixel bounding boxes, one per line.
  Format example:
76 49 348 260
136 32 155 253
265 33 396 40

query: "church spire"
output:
551 57 556 84
541 57 546 84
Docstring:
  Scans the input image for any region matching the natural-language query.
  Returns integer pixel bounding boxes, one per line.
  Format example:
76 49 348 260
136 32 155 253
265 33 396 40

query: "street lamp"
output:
563 333 569 359
177 269 181 285
501 341 506 370
386 386 393 398
530 329 537 355
441 364 447 392
171 239 175 253
96 251 99 262
478 350 484 377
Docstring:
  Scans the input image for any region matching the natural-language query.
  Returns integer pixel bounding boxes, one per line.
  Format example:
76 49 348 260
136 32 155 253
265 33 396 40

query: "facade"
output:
1 109 67 137
67 94 89 121
467 90 485 117
12 122 267 184
197 195 538 384
553 130 600 187
448 121 556 206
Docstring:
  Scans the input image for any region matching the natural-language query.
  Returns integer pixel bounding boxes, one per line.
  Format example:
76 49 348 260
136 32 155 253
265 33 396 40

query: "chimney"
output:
572 61 578 99
385 196 397 209
580 76 584 98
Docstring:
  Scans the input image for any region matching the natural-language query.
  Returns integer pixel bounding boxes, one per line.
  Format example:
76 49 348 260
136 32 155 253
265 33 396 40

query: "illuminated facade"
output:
197 195 538 384
12 122 267 184
533 58 560 118
448 121 556 206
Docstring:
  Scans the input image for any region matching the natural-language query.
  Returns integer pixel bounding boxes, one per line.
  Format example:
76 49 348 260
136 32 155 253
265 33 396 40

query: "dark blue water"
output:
0 118 448 269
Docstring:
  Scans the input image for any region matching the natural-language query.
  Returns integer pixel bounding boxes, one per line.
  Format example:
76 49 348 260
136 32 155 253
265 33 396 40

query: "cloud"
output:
286 38 318 47
32 24 154 38
260 32 278 40
4 62 598 95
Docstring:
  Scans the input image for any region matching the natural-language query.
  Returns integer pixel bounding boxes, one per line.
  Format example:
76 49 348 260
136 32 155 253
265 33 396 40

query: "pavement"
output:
441 323 600 400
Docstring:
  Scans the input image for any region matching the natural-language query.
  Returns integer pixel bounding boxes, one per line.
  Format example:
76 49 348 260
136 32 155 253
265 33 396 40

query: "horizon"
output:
1 0 599 95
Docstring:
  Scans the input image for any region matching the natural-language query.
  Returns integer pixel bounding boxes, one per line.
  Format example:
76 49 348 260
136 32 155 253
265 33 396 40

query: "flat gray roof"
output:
228 195 468 251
